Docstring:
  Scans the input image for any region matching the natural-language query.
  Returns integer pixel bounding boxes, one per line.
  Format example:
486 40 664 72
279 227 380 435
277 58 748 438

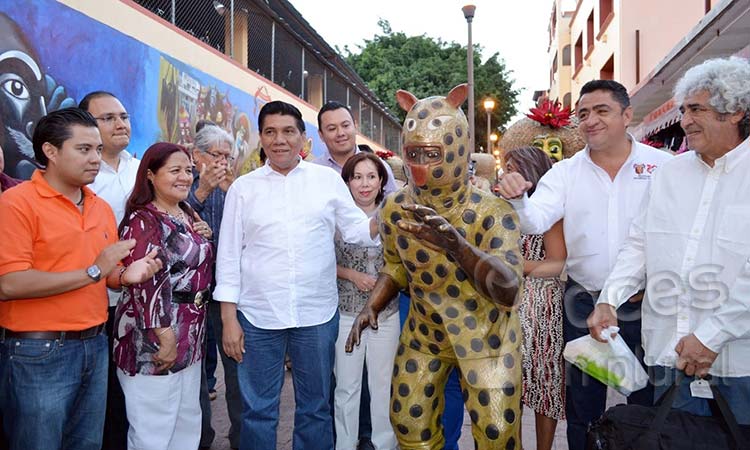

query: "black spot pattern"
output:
509 329 517 343
505 250 519 265
434 329 445 342
447 324 460 335
431 188 442 196
451 181 462 192
446 152 455 163
455 345 467 358
458 145 465 156
442 197 454 209
413 287 424 298
428 359 442 372
428 343 441 355
393 364 399 377
431 100 443 109
478 389 490 406
462 209 477 224
431 118 442 127
410 339 422 351
502 214 516 230
420 429 432 441
488 334 501 349
405 261 416 272
464 316 477 329
474 233 483 246
420 272 433 284
471 339 484 352
429 293 442 306
504 408 516 424
488 308 499 323
503 353 515 369
394 193 405 203
410 404 423 418
397 343 405 356
506 437 516 450
418 324 429 336
482 216 495 230
408 318 416 332
456 228 467 238
453 166 462 177
470 192 482 203
397 424 409 435
464 299 478 311
432 167 444 179
485 424 500 440
469 409 479 424
416 250 429 263
445 307 459 318
443 134 454 145
405 359 418 373
446 285 460 298
502 382 515 396
435 264 448 277
467 369 478 385
490 237 503 249
391 211 403 224
397 236 409 250
430 312 443 324
382 223 392 235
424 384 436 397
415 302 427 315
398 383 410 397
417 109 429 119
455 126 463 137
455 268 467 282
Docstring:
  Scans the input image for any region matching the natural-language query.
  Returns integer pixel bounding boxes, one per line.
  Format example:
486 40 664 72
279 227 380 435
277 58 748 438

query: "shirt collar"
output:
259 156 305 176
322 147 358 168
581 133 638 165
721 136 749 173
30 169 94 200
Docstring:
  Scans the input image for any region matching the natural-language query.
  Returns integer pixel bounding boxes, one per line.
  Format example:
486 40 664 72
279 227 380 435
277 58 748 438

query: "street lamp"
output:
462 4 476 153
483 98 495 154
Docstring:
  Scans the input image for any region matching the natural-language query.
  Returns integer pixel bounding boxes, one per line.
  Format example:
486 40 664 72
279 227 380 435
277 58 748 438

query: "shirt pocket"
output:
716 205 750 255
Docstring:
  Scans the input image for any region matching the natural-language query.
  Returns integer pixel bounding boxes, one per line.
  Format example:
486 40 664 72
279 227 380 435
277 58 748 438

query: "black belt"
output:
0 323 106 341
172 290 208 307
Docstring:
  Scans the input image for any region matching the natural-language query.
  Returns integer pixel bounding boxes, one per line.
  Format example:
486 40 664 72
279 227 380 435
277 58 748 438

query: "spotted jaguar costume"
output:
346 84 524 450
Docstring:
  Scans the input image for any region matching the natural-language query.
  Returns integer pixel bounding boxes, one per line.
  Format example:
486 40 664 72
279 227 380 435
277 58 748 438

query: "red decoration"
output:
526 100 572 129
376 149 395 160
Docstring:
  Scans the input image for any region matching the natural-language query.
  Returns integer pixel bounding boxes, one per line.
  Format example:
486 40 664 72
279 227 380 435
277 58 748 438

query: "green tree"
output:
345 19 519 152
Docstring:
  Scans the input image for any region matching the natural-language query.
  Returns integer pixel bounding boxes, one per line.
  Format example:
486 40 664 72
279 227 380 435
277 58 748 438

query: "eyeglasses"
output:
206 151 235 163
94 113 130 125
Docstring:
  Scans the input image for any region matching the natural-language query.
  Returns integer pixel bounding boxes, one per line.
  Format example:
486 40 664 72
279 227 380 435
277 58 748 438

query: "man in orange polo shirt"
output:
0 108 161 450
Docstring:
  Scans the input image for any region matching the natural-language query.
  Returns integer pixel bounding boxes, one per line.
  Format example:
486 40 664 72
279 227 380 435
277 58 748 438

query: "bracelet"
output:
118 267 129 288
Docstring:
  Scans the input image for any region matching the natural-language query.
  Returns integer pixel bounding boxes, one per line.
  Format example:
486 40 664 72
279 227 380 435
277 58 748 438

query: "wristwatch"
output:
86 264 102 282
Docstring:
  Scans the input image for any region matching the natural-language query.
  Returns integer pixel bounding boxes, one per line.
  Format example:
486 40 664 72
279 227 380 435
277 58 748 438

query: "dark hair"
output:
259 147 266 163
122 142 192 228
317 101 354 130
341 152 389 205
504 146 553 196
195 119 217 134
579 80 630 109
258 101 305 133
32 107 98 166
78 91 117 112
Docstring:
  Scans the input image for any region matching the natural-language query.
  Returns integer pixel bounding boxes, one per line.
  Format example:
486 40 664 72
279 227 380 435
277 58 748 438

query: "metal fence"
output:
133 0 401 152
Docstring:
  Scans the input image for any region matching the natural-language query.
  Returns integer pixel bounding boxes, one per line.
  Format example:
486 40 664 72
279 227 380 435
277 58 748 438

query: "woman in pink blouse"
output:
114 142 214 450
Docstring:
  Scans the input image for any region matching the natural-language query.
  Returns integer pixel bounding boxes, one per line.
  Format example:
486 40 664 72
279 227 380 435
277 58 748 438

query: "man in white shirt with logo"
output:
589 57 750 423
214 100 378 450
80 91 140 450
497 80 672 450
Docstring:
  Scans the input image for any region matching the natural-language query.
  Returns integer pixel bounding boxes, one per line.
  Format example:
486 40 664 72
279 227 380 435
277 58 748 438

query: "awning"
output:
631 98 681 140
629 0 750 131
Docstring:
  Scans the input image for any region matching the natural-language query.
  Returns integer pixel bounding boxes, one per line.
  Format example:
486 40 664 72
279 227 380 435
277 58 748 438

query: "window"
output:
600 54 614 80
562 45 571 66
586 12 594 56
574 34 583 75
563 93 572 109
598 0 614 39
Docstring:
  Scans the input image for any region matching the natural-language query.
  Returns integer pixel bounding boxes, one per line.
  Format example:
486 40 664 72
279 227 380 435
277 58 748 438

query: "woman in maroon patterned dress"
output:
114 143 214 450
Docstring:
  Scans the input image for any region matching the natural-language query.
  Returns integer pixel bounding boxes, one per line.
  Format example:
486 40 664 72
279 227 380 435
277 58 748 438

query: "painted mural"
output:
0 0 322 180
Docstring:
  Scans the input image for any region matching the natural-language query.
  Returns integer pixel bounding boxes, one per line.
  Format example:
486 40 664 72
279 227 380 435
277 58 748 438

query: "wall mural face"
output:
0 1 323 180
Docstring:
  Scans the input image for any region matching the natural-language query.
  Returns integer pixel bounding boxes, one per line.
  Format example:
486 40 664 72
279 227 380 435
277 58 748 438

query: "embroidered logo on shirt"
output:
633 162 657 180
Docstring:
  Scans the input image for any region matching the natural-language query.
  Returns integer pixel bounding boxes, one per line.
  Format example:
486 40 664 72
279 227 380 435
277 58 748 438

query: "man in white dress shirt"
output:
497 80 672 450
589 57 750 423
80 91 140 450
214 100 378 450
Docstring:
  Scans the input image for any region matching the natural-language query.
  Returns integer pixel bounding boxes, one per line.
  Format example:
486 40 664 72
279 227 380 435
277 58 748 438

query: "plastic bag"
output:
563 326 649 396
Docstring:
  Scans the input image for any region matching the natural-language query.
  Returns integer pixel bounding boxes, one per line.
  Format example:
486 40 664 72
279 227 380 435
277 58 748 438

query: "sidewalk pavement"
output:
206 359 625 450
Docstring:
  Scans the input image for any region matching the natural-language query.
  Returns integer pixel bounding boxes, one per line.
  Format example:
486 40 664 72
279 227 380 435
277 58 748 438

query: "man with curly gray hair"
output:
589 56 750 424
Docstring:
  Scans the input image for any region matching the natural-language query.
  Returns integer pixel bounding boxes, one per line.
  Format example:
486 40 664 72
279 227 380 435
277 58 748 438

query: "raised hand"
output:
496 172 533 200
94 239 137 277
191 211 213 240
397 204 461 253
121 248 163 286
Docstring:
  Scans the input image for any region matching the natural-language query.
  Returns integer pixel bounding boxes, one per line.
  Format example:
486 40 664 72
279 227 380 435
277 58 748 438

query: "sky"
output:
288 0 557 122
